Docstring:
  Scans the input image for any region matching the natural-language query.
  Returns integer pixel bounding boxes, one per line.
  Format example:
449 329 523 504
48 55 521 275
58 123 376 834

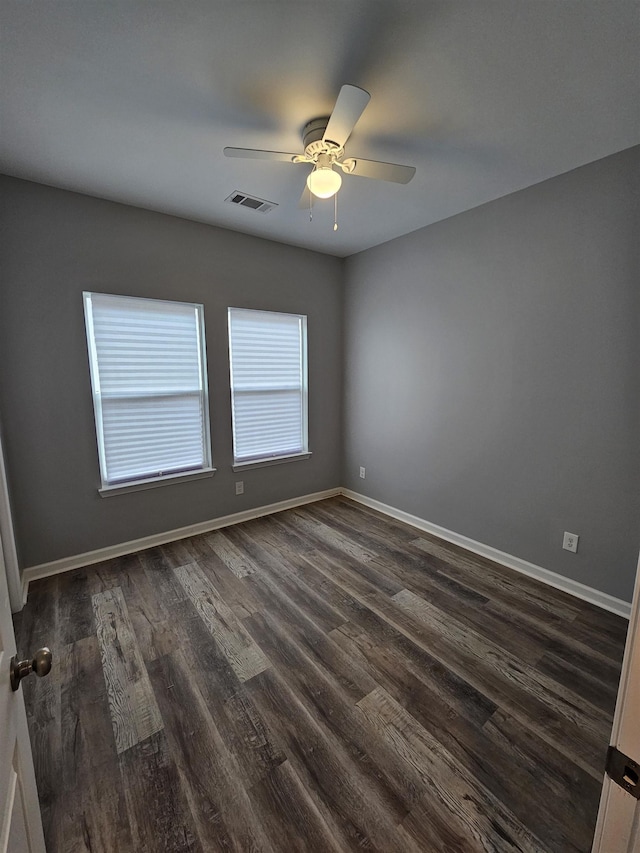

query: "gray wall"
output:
0 177 343 567
343 146 640 602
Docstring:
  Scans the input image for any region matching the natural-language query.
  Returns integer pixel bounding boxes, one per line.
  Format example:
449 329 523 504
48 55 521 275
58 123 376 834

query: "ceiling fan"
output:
224 85 416 207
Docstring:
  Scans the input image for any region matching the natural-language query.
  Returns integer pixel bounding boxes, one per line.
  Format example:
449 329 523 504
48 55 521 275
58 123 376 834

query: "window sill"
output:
232 452 312 472
99 467 216 497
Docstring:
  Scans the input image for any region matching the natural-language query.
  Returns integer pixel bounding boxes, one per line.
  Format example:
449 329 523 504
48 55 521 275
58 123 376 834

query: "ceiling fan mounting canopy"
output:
223 84 416 202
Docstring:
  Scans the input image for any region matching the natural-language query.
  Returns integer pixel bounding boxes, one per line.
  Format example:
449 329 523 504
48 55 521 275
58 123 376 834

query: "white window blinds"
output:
228 308 308 465
83 292 211 488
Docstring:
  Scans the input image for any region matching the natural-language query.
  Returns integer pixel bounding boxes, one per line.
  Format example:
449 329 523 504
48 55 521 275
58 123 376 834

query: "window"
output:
83 292 213 494
228 308 309 467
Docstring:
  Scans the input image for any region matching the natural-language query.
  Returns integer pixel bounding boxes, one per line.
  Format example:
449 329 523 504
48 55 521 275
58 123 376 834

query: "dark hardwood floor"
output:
14 497 628 852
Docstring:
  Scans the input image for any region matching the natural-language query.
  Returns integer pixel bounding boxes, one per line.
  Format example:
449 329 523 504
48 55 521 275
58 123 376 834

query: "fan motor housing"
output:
302 117 343 161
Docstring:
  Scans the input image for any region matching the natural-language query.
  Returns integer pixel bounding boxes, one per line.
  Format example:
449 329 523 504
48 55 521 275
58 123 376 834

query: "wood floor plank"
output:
229 547 376 702
573 598 629 643
146 545 193 605
328 619 497 730
173 533 262 619
392 587 611 759
144 558 287 789
369 552 549 666
55 636 134 853
288 507 377 564
307 548 608 779
92 586 163 754
411 535 583 622
282 510 405 597
85 557 134 596
534 650 619 715
295 544 399 610
224 521 350 633
148 651 276 852
244 609 422 821
116 554 176 662
206 529 258 578
357 686 547 853
486 596 627 667
245 668 422 853
331 623 591 850
173 560 269 682
312 498 491 607
119 730 201 853
220 689 289 788
333 495 423 543
249 587 373 702
308 502 556 670
482 708 603 852
56 568 95 646
142 565 245 707
247 760 343 853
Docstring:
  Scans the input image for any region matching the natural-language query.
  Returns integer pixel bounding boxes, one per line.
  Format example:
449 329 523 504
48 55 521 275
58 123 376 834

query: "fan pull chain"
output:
333 192 338 231
309 182 313 222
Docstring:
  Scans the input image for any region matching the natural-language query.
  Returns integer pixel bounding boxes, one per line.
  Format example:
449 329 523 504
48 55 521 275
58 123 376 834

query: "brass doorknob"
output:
10 647 52 692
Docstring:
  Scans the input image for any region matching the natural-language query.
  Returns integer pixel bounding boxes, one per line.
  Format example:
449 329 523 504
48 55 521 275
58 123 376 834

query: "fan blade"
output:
322 85 370 148
346 157 416 184
223 147 301 163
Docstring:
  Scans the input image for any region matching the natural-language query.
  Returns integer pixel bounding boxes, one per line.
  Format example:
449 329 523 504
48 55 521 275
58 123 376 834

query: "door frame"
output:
0 426 21 613
591 548 640 851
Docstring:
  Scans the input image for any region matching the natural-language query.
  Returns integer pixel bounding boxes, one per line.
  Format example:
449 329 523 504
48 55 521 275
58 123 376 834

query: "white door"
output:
592 551 640 852
0 535 46 853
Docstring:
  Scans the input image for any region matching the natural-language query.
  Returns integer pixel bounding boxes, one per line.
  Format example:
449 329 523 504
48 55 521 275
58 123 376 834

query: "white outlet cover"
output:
562 531 579 553
359 467 366 478
235 481 244 495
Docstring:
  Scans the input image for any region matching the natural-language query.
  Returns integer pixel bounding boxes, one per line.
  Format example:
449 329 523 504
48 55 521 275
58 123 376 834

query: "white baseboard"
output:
21 487 341 601
342 489 632 620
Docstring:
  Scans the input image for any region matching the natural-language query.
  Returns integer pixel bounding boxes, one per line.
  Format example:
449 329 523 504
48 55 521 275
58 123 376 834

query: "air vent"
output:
225 191 278 214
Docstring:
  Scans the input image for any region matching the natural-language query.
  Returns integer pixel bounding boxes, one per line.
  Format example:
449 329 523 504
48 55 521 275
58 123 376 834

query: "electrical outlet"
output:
359 467 366 479
235 481 244 495
563 531 579 553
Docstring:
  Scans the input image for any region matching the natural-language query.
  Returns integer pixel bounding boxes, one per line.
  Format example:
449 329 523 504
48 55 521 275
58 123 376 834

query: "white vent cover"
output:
225 191 277 213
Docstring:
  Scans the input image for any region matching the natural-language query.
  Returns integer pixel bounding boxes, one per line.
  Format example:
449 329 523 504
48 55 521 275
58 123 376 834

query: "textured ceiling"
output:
1 1 638 257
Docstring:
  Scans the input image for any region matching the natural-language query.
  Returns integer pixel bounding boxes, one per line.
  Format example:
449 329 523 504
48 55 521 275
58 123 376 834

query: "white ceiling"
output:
1 1 638 257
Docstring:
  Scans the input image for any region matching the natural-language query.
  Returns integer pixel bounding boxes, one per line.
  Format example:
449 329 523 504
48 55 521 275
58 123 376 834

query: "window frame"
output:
227 307 310 470
83 292 214 496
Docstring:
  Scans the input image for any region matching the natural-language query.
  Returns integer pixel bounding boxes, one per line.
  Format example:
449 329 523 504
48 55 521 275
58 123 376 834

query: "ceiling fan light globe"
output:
307 167 342 199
